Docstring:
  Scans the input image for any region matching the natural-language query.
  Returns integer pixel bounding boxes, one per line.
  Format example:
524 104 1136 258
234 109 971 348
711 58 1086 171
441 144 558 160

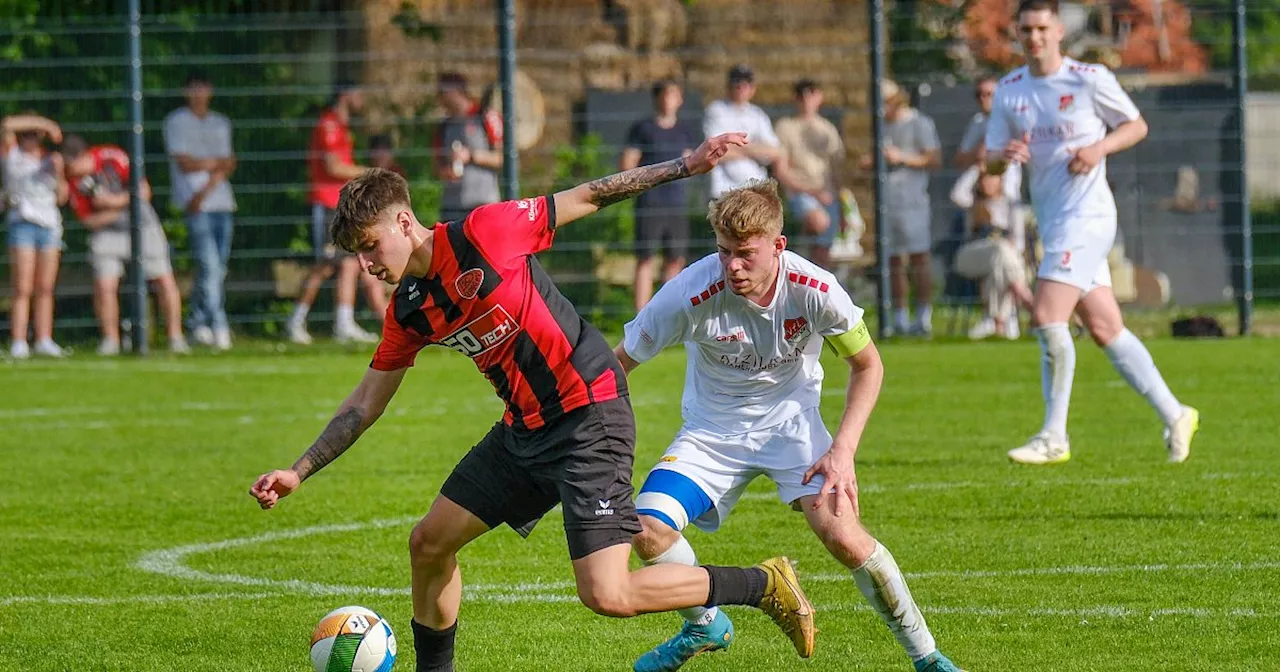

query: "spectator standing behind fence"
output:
3 114 68 359
704 65 784 198
163 72 237 352
863 79 941 337
775 79 847 270
434 73 503 222
286 82 384 345
620 80 696 310
950 167 1032 340
62 135 188 356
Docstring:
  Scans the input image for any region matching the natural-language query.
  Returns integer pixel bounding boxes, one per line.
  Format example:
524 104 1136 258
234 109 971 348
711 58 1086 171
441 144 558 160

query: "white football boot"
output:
1164 406 1200 463
1007 433 1071 465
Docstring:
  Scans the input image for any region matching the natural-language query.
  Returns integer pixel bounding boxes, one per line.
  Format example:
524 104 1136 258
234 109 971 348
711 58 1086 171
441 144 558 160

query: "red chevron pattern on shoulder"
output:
689 280 727 306
787 271 829 293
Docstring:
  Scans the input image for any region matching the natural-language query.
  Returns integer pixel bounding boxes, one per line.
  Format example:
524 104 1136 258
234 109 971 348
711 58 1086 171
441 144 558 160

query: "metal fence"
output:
1 0 1275 349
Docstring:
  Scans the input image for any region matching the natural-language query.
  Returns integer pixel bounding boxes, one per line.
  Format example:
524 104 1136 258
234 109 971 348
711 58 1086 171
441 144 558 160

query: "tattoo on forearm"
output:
585 157 690 208
292 406 366 480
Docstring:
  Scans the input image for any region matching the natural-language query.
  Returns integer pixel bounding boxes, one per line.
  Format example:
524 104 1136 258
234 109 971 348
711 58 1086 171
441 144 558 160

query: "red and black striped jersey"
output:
371 196 628 432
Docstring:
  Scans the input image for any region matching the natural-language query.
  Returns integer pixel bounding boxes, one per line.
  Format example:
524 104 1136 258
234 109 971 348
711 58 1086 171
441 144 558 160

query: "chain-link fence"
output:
1 0 1275 350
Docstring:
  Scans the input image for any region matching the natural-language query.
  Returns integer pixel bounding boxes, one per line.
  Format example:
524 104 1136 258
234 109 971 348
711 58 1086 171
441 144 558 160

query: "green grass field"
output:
2 337 1277 671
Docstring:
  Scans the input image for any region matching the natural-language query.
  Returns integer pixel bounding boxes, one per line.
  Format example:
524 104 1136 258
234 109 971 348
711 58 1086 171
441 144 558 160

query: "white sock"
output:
1037 323 1075 441
1104 329 1182 425
915 304 932 328
290 303 309 325
852 542 936 662
334 305 355 330
646 536 716 625
894 307 910 330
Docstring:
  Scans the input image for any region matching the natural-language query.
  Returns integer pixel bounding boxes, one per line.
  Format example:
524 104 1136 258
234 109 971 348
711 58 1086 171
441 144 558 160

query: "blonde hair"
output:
708 179 784 241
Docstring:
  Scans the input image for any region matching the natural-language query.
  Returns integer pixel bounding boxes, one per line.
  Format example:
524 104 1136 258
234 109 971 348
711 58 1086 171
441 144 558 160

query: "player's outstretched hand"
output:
802 449 859 518
685 132 748 176
250 469 301 510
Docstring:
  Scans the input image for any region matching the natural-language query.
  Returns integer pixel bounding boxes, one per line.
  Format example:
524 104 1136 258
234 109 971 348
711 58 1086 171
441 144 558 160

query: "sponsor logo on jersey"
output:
784 317 812 343
1059 94 1075 112
1030 122 1077 143
516 198 540 222
406 282 421 302
689 280 726 306
440 305 519 357
715 329 746 343
455 268 484 299
660 456 678 463
786 272 829 293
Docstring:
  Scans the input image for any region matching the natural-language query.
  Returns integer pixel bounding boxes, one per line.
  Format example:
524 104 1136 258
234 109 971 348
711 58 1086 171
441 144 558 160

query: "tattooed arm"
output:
552 132 749 227
250 367 408 510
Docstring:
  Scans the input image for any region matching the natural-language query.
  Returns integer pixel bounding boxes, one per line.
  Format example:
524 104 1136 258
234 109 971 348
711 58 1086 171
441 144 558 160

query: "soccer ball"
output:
310 606 397 672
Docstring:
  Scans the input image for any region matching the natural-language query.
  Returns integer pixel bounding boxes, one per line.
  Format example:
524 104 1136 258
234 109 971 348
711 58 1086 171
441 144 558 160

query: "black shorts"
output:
439 397 642 560
635 207 690 262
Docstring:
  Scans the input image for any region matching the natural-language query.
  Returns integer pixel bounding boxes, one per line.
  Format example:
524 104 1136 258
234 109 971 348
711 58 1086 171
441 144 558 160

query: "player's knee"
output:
633 515 680 561
407 520 452 568
814 519 875 567
576 581 637 618
1086 319 1121 347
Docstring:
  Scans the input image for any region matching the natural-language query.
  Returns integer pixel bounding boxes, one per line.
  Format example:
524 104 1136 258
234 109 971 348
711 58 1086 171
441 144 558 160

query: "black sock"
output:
411 619 456 672
702 565 768 608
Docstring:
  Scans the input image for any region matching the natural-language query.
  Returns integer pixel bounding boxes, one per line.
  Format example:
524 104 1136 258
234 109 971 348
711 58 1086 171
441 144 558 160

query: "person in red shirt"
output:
62 135 189 355
285 82 388 345
250 133 820 671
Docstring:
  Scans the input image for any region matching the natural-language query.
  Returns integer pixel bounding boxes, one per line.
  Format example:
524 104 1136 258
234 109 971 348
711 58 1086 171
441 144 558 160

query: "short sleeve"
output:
703 102 729 139
950 166 980 209
622 279 692 364
917 115 941 152
753 108 780 147
1093 68 1141 129
316 117 344 153
825 119 846 159
481 109 504 148
624 121 646 151
163 113 189 156
813 280 865 338
959 116 986 153
984 93 1014 154
370 304 428 371
463 195 557 266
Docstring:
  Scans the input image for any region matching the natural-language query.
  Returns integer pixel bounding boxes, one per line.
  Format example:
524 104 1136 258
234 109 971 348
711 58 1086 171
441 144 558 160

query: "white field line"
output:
738 474 1161 501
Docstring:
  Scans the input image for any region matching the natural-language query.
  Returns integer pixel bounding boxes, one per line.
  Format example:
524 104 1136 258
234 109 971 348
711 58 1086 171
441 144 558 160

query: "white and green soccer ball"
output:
310 606 397 672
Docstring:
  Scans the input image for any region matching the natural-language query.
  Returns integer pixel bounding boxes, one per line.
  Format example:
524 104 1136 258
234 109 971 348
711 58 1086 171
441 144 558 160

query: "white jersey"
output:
623 251 863 435
984 58 1140 226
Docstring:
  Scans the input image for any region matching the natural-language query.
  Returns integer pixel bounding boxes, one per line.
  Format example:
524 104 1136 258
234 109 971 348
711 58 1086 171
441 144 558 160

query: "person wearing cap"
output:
286 81 386 345
163 71 238 351
775 79 847 270
703 65 784 198
862 79 941 336
433 72 503 223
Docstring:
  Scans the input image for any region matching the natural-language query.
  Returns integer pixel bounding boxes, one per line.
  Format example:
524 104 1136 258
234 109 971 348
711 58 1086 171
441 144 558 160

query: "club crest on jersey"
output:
784 317 811 343
455 268 484 299
1059 94 1075 112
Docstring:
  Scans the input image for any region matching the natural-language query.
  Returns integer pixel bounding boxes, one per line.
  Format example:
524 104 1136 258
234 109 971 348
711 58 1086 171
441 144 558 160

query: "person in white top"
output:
985 0 1199 465
615 180 962 672
950 167 1031 339
163 72 238 351
3 114 68 359
702 65 784 198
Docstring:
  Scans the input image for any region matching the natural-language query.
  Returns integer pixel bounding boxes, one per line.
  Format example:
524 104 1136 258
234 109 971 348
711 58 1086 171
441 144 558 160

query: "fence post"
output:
869 0 891 338
126 0 149 354
496 0 519 199
1233 0 1252 336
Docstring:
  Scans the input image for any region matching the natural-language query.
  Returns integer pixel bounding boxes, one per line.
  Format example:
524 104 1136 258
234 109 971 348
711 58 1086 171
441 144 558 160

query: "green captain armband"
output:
824 320 871 358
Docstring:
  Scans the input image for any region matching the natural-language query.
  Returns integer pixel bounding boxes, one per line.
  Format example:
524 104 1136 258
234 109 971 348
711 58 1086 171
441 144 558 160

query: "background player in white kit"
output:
614 179 962 672
985 0 1199 465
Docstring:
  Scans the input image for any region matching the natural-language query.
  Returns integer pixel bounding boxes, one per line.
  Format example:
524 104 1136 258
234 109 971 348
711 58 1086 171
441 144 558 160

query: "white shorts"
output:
1036 216 1115 294
887 206 931 256
634 407 832 533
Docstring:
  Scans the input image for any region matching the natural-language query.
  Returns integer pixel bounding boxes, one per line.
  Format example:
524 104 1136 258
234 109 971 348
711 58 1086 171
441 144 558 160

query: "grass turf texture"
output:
1 337 1276 671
